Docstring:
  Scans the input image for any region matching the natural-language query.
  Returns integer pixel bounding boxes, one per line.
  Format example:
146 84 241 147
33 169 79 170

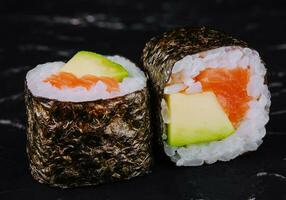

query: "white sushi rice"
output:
162 46 271 166
26 55 147 102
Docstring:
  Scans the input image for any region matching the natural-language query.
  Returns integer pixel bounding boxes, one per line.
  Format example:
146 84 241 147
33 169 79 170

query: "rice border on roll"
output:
26 55 147 102
163 46 271 166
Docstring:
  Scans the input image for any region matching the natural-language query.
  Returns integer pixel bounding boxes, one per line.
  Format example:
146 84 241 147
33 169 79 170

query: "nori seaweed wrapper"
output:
141 27 247 155
25 85 152 188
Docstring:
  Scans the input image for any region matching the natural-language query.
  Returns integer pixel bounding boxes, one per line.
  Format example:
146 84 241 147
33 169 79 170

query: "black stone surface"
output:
0 0 285 199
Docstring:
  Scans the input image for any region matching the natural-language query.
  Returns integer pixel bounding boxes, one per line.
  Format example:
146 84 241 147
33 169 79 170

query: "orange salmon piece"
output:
195 67 251 126
44 72 119 92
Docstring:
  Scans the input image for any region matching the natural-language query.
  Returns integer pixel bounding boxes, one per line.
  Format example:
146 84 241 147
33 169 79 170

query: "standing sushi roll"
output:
25 51 152 188
142 27 270 166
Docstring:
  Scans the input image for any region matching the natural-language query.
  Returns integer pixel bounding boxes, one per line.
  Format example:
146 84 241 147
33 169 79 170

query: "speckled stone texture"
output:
25 87 152 188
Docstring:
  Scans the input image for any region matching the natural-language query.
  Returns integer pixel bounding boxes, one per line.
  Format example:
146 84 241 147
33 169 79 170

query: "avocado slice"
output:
60 51 129 81
167 92 235 147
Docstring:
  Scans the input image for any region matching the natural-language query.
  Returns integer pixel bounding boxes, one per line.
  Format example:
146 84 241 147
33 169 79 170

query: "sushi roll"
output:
25 51 152 188
142 27 270 166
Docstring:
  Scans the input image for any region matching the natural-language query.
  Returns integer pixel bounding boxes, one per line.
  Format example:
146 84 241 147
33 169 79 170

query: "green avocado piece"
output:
167 92 235 147
60 51 129 81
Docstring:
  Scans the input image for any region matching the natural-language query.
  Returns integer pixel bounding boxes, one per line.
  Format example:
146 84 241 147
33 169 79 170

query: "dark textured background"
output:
0 0 285 199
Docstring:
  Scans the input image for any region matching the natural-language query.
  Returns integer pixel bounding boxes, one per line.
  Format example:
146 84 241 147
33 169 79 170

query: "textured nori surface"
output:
25 85 152 188
141 27 247 155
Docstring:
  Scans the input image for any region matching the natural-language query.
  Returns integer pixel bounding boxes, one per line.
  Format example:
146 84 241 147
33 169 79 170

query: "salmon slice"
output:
195 67 251 126
44 72 120 92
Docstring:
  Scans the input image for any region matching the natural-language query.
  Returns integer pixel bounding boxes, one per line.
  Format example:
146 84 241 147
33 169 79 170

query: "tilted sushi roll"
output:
142 27 270 166
25 51 152 188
